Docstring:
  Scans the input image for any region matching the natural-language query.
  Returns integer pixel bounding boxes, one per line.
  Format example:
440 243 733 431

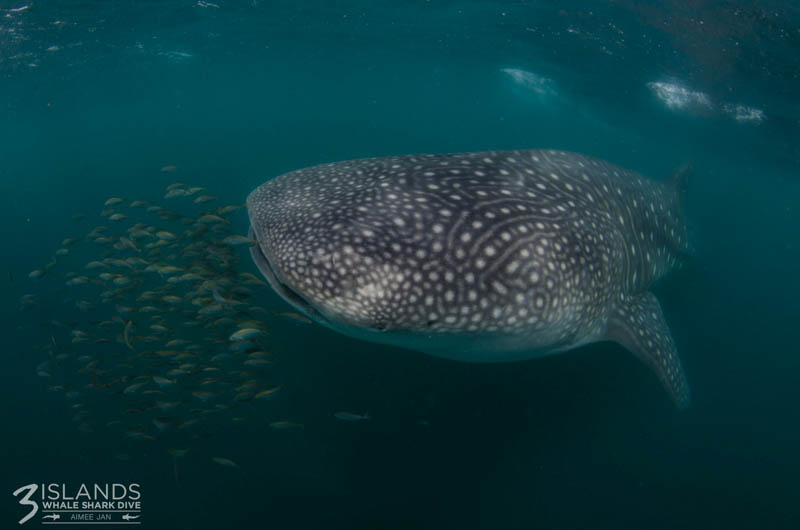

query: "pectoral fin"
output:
604 291 691 410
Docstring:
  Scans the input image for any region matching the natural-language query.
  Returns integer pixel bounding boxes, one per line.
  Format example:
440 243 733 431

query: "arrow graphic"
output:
42 514 60 521
122 514 140 521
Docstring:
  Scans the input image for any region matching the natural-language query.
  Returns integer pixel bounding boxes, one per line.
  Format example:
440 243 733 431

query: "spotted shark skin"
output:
247 149 692 409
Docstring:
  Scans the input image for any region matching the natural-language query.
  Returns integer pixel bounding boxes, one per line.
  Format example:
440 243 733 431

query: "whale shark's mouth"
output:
248 226 326 323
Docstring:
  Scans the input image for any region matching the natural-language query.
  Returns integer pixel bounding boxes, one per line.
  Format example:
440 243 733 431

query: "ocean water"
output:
2 1 799 528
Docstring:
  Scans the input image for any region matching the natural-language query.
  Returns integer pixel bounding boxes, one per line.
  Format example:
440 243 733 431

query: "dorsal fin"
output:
664 162 694 260
668 162 692 209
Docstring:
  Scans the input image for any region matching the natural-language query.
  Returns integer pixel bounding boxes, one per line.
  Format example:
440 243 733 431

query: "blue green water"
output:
2 1 799 528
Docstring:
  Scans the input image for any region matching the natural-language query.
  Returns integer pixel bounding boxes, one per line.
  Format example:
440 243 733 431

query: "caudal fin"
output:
604 291 691 410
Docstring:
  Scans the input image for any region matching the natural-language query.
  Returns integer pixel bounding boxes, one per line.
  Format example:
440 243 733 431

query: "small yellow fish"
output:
222 235 256 247
119 236 140 253
234 392 254 402
192 391 216 402
234 380 259 391
269 421 304 431
218 204 244 214
198 304 225 316
236 320 265 329
125 431 155 441
105 197 124 206
211 457 238 468
243 359 271 367
197 214 228 224
75 300 94 311
238 272 267 286
124 320 134 350
152 376 175 388
275 311 313 324
128 229 152 240
123 382 146 395
157 401 181 412
254 386 281 400
156 231 178 241
164 188 188 199
176 273 203 282
229 328 264 342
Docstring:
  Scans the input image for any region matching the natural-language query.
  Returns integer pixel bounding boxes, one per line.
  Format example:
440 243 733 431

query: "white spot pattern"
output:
247 149 691 406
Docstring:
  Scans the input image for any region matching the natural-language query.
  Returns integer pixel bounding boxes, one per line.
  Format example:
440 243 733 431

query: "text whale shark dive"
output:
247 149 692 409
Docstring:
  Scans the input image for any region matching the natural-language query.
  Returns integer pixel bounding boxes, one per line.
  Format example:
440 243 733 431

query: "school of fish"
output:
20 179 314 475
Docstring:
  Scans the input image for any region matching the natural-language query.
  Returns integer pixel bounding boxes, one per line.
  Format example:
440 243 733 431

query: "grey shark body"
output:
247 149 691 409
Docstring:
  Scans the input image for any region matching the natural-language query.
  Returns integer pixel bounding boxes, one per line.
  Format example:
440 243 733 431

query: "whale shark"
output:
247 149 692 409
